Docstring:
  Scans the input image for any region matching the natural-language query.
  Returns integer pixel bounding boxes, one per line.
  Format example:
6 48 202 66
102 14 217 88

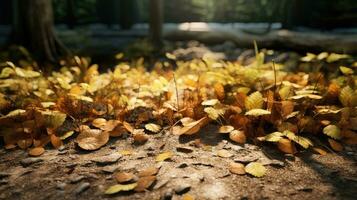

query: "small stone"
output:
69 175 86 183
20 158 43 167
56 182 67 190
161 189 173 200
74 182 90 195
91 154 122 165
102 166 119 173
174 183 191 194
234 155 258 164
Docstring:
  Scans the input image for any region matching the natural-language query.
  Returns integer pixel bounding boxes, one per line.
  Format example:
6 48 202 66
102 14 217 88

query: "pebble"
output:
74 182 90 195
20 158 43 167
174 183 191 194
91 154 122 165
69 175 86 183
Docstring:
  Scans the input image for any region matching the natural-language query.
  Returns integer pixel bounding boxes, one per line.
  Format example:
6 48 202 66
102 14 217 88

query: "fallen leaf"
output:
229 130 246 144
328 138 343 152
177 117 207 135
217 149 233 158
138 166 160 177
145 123 161 133
229 162 246 175
50 134 63 149
245 162 266 177
245 91 263 110
218 125 234 134
245 109 271 116
133 129 149 144
28 147 45 157
115 172 136 183
105 183 137 194
277 138 296 154
313 147 327 155
134 176 156 192
76 129 109 150
323 125 341 140
156 151 173 162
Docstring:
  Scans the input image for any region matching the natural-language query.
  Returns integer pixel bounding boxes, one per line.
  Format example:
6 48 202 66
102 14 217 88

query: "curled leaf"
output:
323 125 341 140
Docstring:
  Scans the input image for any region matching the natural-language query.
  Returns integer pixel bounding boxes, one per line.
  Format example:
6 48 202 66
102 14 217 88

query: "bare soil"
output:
0 125 356 200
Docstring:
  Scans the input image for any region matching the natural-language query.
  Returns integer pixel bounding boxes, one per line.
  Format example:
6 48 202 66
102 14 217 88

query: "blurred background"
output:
0 0 356 63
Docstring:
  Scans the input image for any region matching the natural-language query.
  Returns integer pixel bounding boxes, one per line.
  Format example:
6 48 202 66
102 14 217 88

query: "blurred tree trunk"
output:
12 0 67 63
149 0 163 49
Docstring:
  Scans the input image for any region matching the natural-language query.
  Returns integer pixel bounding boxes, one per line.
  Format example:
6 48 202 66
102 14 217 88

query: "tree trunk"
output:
149 0 163 49
12 0 67 63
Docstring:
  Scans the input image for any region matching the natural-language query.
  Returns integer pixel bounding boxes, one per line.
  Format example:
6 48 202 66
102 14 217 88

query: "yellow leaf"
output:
218 125 234 134
339 86 354 107
326 53 349 63
257 132 283 142
339 66 354 75
245 109 271 116
145 123 161 133
0 67 15 78
59 131 74 140
245 91 263 110
178 117 207 135
245 162 266 177
156 151 173 162
323 125 341 140
204 107 224 120
202 99 219 106
105 183 137 194
300 53 316 62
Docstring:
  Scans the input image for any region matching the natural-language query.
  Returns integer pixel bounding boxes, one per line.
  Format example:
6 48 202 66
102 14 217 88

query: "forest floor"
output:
0 125 356 200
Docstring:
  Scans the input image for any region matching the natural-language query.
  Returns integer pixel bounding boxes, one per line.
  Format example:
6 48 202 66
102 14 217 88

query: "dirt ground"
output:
0 125 356 200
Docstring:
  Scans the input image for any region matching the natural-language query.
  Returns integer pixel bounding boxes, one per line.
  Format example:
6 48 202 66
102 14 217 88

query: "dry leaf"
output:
133 129 149 144
229 130 246 144
182 194 196 200
156 151 173 162
138 166 160 177
92 118 107 130
105 183 137 194
323 125 341 140
177 117 207 135
313 147 327 155
134 176 156 192
218 125 234 134
115 172 136 183
229 162 246 175
328 138 343 152
145 123 161 133
245 91 263 110
245 109 271 116
217 149 233 158
50 134 63 149
245 162 266 177
28 147 45 157
76 129 109 150
277 138 296 154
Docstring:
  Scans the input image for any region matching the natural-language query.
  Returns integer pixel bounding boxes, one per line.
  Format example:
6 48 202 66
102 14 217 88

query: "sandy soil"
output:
0 125 356 200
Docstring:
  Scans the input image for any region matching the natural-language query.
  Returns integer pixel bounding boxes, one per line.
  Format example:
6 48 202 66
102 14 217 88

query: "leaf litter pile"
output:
0 47 356 197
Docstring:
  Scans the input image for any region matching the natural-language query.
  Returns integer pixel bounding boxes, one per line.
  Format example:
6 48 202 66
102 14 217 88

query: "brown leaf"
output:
229 130 246 144
28 147 45 157
277 138 296 154
133 129 149 144
177 117 207 136
328 138 343 152
50 134 63 149
76 129 109 150
313 147 327 155
17 138 32 149
138 166 160 177
229 162 246 175
134 176 156 192
114 172 136 183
